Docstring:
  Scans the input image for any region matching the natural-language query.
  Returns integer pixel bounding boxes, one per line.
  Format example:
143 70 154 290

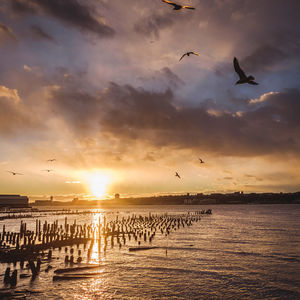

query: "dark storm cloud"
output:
10 0 114 38
30 25 56 43
47 81 300 158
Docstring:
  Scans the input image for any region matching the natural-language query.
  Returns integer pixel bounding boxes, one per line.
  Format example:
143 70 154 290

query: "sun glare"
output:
83 172 112 199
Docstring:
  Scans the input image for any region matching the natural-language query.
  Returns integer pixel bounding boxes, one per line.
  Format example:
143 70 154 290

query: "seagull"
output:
199 158 205 164
233 57 258 85
179 52 200 61
162 0 195 10
47 159 56 162
42 169 53 173
175 172 181 179
6 171 23 175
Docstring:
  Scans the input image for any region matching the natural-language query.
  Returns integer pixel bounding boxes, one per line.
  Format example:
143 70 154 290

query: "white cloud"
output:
0 85 20 103
249 91 280 104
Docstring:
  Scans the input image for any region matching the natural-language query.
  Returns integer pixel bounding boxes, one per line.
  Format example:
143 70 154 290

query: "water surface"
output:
1 204 299 299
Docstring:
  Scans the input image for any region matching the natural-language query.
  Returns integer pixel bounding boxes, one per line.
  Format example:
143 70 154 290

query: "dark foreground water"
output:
1 204 300 299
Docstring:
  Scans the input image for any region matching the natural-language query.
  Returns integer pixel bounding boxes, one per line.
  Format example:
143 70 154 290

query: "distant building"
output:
34 195 53 206
0 194 29 208
72 197 79 204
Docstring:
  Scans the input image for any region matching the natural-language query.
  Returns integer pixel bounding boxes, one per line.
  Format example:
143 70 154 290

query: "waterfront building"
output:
0 194 29 208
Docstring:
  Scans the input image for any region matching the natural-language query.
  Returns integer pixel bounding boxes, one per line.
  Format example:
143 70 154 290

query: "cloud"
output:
30 24 56 43
134 12 174 39
249 92 280 104
0 85 39 135
244 174 263 181
46 78 300 158
0 86 20 103
10 0 115 38
0 22 17 44
139 67 184 89
160 67 184 87
241 45 285 73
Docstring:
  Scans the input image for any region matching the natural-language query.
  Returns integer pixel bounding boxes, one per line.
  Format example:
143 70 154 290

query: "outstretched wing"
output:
248 81 259 85
182 6 195 9
233 57 247 79
162 0 177 7
179 53 187 61
191 52 200 56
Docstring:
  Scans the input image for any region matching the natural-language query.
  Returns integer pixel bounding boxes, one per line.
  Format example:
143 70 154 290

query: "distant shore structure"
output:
34 195 54 206
0 194 29 208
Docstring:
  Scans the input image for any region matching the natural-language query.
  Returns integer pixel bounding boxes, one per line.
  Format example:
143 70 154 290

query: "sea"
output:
0 204 299 299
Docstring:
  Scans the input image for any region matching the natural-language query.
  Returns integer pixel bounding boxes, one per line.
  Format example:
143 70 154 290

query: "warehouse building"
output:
0 195 29 208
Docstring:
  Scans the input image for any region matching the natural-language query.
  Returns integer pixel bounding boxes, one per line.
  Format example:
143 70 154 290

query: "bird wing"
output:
248 81 259 85
162 0 177 7
182 6 195 9
6 171 19 174
179 53 187 61
233 57 247 79
191 52 200 56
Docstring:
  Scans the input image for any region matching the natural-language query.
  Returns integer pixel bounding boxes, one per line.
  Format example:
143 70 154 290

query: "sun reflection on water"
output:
89 212 107 264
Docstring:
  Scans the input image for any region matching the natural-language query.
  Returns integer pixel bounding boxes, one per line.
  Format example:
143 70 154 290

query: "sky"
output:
0 0 300 201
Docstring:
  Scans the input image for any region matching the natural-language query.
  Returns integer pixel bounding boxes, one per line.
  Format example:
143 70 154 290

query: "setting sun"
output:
82 171 112 199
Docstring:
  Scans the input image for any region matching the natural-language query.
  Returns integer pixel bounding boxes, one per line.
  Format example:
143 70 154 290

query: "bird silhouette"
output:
6 171 23 175
42 169 53 173
233 57 258 85
162 0 195 10
175 172 181 179
179 51 200 61
47 159 56 162
199 158 205 164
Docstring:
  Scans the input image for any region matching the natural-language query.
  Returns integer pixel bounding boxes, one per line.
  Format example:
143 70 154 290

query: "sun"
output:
86 172 111 199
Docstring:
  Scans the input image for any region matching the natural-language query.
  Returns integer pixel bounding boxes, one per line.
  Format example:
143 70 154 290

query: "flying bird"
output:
199 158 205 164
47 159 56 162
233 57 258 85
175 172 181 179
42 169 53 173
6 171 23 176
179 52 200 61
162 0 195 10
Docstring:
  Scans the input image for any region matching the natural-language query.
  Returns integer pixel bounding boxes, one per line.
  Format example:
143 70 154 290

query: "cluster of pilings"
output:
0 209 110 221
0 210 212 287
0 214 34 221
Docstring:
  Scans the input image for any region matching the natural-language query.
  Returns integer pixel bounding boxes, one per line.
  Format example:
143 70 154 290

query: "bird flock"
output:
161 1 258 181
5 159 56 177
4 0 259 188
